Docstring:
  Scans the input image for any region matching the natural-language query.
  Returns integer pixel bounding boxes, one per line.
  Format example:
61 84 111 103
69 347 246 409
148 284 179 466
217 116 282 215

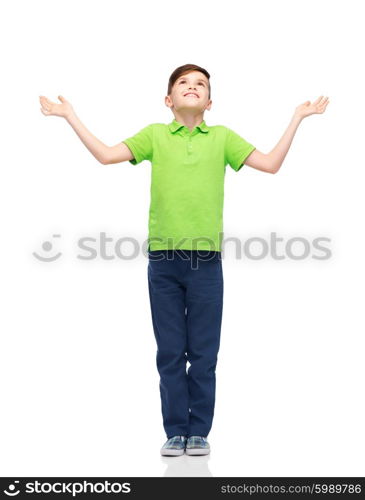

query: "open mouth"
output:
184 93 199 98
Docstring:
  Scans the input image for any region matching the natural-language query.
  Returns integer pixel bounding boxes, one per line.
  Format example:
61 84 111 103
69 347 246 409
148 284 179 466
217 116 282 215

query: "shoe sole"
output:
160 448 185 456
185 447 210 456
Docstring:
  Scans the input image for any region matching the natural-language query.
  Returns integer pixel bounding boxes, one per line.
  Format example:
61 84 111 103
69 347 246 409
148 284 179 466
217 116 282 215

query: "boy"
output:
39 64 329 456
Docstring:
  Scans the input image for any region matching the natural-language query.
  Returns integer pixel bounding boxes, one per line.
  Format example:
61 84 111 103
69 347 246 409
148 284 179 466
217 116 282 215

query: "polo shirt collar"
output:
168 118 209 134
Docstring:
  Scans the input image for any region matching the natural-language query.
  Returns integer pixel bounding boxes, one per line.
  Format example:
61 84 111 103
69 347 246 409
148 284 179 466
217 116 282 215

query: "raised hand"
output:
39 95 74 119
294 96 330 119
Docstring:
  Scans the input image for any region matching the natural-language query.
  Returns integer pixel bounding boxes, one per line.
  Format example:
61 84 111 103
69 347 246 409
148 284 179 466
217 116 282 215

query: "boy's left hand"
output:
294 96 330 119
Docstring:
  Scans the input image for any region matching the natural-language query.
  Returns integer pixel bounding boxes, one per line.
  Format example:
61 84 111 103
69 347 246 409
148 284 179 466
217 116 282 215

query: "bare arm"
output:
39 95 134 165
244 96 330 174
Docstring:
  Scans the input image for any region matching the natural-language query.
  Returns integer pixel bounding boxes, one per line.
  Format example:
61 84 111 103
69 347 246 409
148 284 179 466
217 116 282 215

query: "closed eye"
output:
179 80 205 86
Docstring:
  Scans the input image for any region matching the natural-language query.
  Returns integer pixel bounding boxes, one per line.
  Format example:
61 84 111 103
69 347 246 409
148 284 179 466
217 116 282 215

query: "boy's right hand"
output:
39 95 74 119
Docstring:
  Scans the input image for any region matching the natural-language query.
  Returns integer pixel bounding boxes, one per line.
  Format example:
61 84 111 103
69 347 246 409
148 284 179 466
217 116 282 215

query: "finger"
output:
315 95 325 105
40 97 52 110
40 96 51 108
319 99 330 109
58 95 66 102
42 96 54 106
40 108 50 115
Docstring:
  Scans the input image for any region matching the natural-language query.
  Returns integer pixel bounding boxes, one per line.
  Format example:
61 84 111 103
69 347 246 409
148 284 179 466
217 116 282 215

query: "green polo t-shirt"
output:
122 119 255 252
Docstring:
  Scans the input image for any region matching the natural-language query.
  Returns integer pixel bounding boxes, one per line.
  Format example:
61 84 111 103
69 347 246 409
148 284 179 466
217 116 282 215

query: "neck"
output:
173 112 205 132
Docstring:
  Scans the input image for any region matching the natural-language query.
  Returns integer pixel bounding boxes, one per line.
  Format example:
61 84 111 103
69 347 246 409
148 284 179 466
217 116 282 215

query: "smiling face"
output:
165 70 212 114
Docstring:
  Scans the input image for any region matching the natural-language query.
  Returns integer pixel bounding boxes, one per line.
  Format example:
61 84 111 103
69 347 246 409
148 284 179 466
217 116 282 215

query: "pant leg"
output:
147 250 190 438
185 251 224 437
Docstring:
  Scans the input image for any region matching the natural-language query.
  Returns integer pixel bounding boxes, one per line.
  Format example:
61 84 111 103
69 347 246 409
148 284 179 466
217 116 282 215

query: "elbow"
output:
98 146 112 165
264 153 281 174
99 155 109 165
269 163 280 174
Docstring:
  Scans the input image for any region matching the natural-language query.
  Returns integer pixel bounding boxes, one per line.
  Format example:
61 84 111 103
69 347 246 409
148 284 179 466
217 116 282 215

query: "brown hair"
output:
167 64 211 99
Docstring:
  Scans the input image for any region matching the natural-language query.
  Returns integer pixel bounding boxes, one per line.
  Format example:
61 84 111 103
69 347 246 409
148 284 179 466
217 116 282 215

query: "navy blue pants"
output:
147 248 224 439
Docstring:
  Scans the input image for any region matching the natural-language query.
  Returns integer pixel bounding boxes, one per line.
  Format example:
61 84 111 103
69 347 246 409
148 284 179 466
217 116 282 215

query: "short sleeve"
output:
122 124 154 165
224 127 256 172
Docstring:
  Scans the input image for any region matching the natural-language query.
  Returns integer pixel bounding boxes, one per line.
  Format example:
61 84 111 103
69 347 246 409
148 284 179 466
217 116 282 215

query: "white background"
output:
1 0 364 478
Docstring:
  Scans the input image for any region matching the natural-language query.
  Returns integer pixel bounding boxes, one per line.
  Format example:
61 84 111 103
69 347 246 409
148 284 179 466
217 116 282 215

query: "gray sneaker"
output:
185 436 210 455
160 435 187 456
